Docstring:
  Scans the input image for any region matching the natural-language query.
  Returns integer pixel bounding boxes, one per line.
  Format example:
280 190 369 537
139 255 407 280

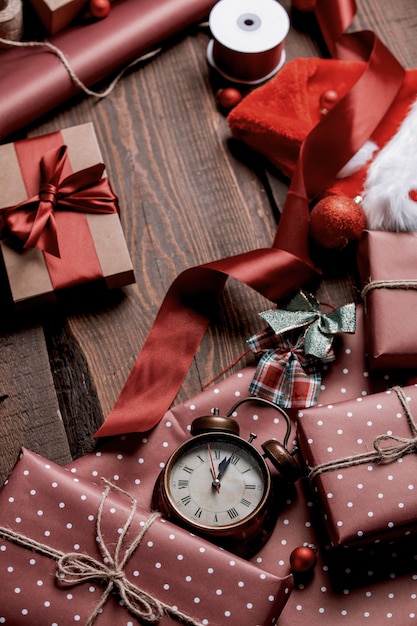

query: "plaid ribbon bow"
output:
247 292 356 408
247 328 335 408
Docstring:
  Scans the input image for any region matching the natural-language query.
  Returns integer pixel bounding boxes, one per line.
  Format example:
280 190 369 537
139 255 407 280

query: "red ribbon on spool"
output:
207 0 290 84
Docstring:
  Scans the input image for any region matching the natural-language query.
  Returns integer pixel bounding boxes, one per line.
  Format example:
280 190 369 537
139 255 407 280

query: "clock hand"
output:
216 455 231 480
207 444 220 493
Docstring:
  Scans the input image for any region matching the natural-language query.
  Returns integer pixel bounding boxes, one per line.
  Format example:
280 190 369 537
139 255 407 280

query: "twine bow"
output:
308 386 417 481
260 291 356 359
0 480 204 626
1 144 118 257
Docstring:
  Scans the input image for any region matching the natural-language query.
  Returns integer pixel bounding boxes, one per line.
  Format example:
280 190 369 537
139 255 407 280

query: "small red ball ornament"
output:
310 195 367 249
290 544 317 573
216 88 242 111
89 0 111 19
319 89 339 116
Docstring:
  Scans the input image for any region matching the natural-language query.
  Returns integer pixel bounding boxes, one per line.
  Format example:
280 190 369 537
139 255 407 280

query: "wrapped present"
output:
358 230 417 369
0 123 135 309
0 448 293 625
297 384 417 547
28 0 87 34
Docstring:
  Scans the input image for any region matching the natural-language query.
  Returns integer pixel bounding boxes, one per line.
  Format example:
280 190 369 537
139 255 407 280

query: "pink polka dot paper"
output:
297 384 417 547
66 302 417 625
0 448 293 625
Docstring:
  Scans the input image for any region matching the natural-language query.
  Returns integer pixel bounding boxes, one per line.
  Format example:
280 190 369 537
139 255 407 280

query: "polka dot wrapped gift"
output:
297 384 417 547
0 448 293 625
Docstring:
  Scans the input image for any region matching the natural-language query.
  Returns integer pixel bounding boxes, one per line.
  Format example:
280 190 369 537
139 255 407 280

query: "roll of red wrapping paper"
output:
0 0 217 141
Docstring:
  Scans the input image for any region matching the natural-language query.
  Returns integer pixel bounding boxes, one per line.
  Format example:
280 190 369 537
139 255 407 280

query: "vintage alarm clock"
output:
152 397 300 557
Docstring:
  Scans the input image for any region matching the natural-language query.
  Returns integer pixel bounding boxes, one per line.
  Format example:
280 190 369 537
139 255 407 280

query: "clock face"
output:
164 432 270 530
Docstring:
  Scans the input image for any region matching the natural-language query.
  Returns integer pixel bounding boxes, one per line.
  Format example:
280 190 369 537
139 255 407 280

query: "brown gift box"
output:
0 448 293 625
297 384 417 547
28 0 87 34
0 123 135 309
357 230 417 370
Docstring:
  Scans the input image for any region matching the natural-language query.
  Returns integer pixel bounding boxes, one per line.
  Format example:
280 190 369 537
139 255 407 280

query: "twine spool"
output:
207 0 290 85
0 0 23 43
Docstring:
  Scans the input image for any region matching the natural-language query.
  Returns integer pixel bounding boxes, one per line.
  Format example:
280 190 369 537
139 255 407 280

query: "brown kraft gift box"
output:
0 123 135 309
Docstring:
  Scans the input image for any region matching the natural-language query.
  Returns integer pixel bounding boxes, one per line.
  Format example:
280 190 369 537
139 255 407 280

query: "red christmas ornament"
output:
89 0 111 19
289 544 317 573
309 195 367 249
319 89 339 116
216 88 242 111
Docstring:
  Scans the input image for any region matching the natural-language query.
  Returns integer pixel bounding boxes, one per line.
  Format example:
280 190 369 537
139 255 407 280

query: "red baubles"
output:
89 0 111 19
290 544 317 573
319 89 339 116
309 195 367 249
216 88 242 111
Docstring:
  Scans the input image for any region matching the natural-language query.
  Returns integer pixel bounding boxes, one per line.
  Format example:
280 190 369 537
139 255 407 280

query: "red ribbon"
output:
94 0 405 437
2 144 118 258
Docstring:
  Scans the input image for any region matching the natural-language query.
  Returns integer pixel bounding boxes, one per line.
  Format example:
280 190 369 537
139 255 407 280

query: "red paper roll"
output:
0 0 216 141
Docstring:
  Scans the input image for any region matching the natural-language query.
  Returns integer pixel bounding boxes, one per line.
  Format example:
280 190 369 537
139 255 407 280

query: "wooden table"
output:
1 0 416 484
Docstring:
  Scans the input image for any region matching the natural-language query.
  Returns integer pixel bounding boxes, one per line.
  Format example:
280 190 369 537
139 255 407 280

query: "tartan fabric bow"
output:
260 291 356 359
1 144 118 257
247 328 336 408
247 292 356 408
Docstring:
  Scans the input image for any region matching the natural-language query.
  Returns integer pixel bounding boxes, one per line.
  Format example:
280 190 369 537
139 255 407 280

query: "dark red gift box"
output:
297 384 417 547
358 230 417 370
0 448 293 625
0 123 135 308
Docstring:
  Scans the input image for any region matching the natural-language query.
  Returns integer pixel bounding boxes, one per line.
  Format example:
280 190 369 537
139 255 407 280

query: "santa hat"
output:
228 57 417 232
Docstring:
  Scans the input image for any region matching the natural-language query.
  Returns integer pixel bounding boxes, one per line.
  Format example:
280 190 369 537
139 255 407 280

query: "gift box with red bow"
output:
0 447 293 625
0 123 135 309
297 384 417 547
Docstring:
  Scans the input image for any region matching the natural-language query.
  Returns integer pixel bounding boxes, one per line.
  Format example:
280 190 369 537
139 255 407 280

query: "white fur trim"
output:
336 139 378 178
361 97 417 232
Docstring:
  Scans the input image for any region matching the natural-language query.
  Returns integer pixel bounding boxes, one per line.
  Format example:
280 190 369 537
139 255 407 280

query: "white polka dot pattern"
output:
297 384 417 547
0 449 293 625
38 304 417 625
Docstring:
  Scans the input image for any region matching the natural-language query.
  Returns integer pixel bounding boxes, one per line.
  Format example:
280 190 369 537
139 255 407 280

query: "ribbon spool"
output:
0 0 23 43
207 0 290 85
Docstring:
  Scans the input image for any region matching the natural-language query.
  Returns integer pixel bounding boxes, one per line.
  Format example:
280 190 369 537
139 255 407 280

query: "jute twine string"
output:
0 479 204 626
0 34 161 97
0 0 23 41
361 279 417 301
308 386 417 481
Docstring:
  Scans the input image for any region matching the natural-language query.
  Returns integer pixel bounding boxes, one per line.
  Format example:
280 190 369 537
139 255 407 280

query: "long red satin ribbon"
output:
94 0 405 438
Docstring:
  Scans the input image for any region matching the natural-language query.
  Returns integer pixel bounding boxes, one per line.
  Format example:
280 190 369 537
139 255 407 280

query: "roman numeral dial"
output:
165 432 269 530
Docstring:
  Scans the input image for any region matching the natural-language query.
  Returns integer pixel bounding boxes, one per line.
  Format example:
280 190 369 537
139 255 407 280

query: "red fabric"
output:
94 0 405 438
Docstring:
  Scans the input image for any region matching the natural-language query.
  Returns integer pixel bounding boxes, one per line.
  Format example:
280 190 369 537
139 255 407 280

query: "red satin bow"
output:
2 144 118 257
